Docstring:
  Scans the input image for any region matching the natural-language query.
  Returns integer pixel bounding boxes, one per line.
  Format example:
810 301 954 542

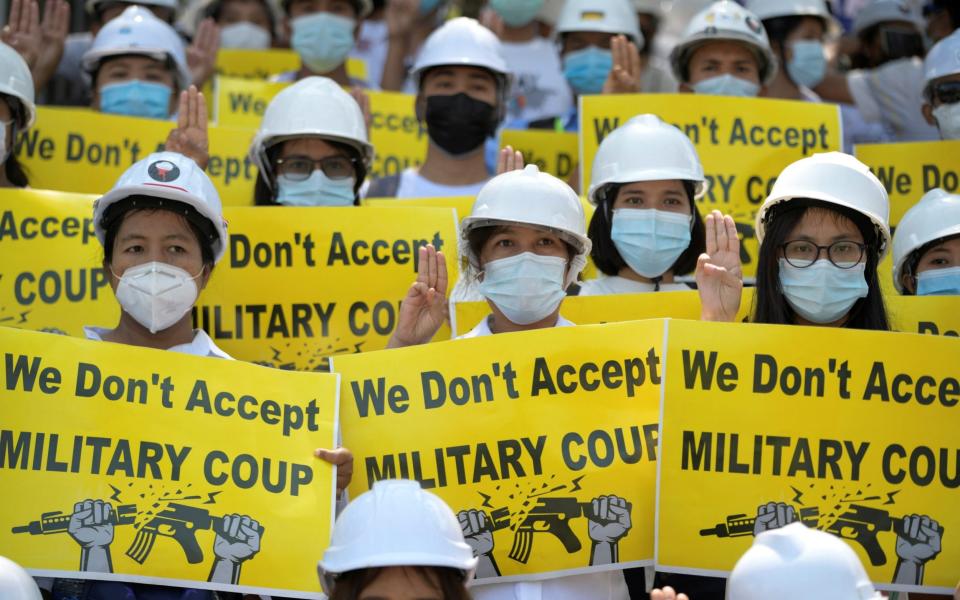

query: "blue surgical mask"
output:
291 12 356 73
916 266 960 295
490 0 544 27
778 259 869 324
99 80 172 119
563 46 613 96
691 74 760 97
276 170 355 207
478 252 567 325
787 40 826 88
610 208 692 278
419 0 441 14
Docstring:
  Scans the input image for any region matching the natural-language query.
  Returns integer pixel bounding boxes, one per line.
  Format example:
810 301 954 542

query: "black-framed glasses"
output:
932 81 960 105
275 155 357 181
780 240 867 269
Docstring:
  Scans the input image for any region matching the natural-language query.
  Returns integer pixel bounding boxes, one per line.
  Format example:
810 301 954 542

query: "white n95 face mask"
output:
113 261 203 334
478 252 567 325
778 258 869 324
933 103 960 140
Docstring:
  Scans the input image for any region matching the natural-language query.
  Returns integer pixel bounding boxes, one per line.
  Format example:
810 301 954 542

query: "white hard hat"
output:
892 188 960 292
727 523 883 600
756 152 891 259
0 556 41 600
82 6 191 91
852 0 923 36
462 164 591 288
86 0 178 15
249 76 374 186
0 42 36 128
670 0 777 84
588 114 706 205
411 17 510 90
923 28 960 97
94 152 228 263
556 0 643 46
317 480 476 594
744 0 834 24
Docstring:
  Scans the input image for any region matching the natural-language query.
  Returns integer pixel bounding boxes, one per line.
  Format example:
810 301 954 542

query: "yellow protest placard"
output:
887 295 960 337
580 95 842 277
15 107 256 207
0 190 459 368
854 140 960 226
0 326 337 598
332 320 665 581
215 48 368 82
500 129 578 180
214 78 426 180
656 319 958 593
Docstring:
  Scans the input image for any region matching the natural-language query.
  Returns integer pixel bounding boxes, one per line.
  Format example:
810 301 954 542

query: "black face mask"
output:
424 93 497 156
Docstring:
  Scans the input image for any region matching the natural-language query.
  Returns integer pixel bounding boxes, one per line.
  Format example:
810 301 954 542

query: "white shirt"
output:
501 37 574 123
639 56 677 94
460 314 575 338
847 58 940 142
395 168 489 199
83 327 233 359
578 275 691 296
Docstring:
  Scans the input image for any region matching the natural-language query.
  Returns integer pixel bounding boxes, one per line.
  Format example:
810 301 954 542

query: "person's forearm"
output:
813 71 854 104
381 35 410 91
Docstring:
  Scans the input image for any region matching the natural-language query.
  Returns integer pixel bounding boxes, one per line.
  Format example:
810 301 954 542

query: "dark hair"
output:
3 96 29 187
899 232 960 295
752 199 889 330
203 0 276 38
329 566 471 600
587 180 705 279
467 224 578 270
101 197 217 267
254 140 366 206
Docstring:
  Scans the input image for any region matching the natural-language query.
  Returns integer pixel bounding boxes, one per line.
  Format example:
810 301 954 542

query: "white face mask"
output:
478 252 567 326
691 74 760 97
0 121 9 163
113 261 203 334
778 258 869 324
933 103 960 140
219 21 272 50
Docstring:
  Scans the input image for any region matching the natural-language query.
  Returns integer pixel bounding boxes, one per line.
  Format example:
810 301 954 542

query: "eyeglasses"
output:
275 155 357 181
780 240 867 269
932 81 960 105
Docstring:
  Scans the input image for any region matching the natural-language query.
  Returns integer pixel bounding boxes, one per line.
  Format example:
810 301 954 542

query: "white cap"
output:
462 164 591 288
728 523 883 600
556 0 643 46
94 152 228 263
852 0 923 36
0 556 41 600
588 114 706 205
670 0 777 84
892 188 960 292
923 28 960 96
317 480 476 594
411 17 510 90
756 152 891 259
0 42 36 128
87 0 178 15
249 76 373 187
82 6 191 90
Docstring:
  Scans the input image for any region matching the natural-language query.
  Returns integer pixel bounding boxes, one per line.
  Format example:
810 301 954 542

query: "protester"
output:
698 152 891 331
924 0 960 43
200 0 277 49
250 76 373 206
0 42 35 188
893 188 960 295
276 0 373 86
379 0 449 92
580 114 706 295
318 479 475 600
922 28 960 140
631 0 676 92
367 17 509 198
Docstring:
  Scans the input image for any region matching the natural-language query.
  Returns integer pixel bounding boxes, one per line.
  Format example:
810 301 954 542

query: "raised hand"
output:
33 0 70 90
2 0 41 68
696 210 743 322
588 495 632 543
602 35 641 95
388 244 448 348
651 587 689 600
496 145 524 174
188 17 220 87
165 85 210 169
385 0 419 39
314 447 354 497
